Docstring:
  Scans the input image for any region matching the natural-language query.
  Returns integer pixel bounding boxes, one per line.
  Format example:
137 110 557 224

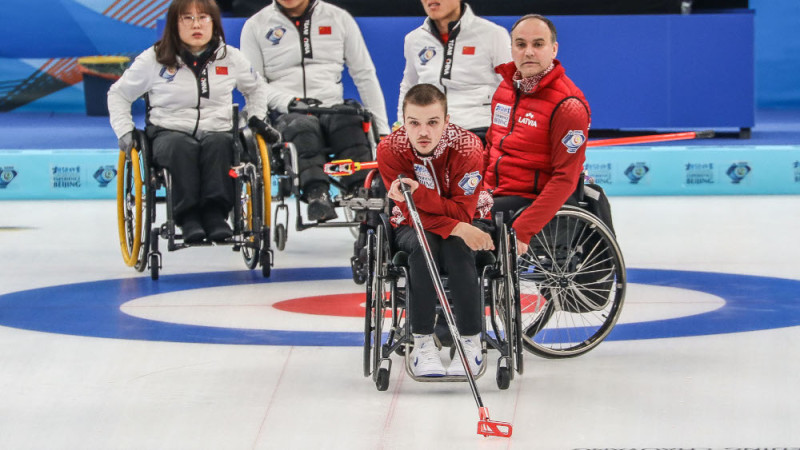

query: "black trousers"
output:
491 195 535 227
273 106 371 195
146 126 234 224
394 225 482 336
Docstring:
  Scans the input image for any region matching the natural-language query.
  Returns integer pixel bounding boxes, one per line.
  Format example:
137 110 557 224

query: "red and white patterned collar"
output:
513 63 555 94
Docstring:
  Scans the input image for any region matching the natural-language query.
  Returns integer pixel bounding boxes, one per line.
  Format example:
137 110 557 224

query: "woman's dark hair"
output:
402 83 448 117
155 0 226 68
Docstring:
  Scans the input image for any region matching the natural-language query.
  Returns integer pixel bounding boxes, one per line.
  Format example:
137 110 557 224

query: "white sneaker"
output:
446 334 484 376
411 334 446 377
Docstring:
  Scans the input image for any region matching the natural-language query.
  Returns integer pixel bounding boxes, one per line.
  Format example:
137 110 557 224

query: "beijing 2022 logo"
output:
94 165 117 187
0 167 18 188
624 162 649 184
726 161 751 184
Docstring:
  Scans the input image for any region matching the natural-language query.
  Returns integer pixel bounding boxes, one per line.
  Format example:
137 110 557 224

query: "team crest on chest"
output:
159 66 178 82
413 164 435 189
266 26 286 45
418 46 436 65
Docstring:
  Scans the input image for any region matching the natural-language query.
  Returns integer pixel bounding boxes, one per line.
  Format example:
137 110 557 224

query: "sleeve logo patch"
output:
413 164 436 190
458 171 482 195
561 130 586 153
418 46 437 65
492 103 511 128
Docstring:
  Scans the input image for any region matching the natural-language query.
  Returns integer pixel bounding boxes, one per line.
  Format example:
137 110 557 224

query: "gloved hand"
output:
287 97 322 113
248 116 282 144
118 131 134 158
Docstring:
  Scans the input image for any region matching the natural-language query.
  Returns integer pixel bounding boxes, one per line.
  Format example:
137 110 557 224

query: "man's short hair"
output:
402 83 448 117
511 14 557 43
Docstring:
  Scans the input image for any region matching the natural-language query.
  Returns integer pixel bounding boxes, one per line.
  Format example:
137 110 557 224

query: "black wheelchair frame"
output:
116 106 274 280
363 213 524 391
268 101 386 251
359 174 627 392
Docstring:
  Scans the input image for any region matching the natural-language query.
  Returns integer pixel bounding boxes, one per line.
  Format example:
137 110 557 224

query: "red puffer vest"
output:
484 60 590 198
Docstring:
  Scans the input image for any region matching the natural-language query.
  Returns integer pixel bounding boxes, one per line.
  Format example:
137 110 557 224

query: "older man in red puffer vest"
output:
484 14 591 253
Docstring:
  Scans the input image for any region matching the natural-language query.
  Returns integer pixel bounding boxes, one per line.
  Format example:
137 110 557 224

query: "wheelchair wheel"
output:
274 223 287 251
487 220 521 380
116 141 152 272
519 205 626 358
256 134 272 230
240 177 262 270
364 223 390 381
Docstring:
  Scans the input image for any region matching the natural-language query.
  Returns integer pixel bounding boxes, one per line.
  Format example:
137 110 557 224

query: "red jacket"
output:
484 60 590 243
377 123 492 238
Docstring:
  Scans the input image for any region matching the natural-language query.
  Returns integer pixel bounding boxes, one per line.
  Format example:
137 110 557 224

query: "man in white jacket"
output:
398 0 511 142
241 0 390 221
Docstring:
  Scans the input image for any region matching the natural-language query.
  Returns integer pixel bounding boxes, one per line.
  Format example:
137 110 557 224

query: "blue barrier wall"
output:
203 12 755 131
3 145 799 200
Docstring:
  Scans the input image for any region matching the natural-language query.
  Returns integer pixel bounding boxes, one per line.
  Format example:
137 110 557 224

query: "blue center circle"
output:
0 267 798 346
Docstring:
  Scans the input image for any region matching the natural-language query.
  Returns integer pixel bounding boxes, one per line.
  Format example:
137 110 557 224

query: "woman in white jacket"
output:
398 0 511 143
108 0 280 243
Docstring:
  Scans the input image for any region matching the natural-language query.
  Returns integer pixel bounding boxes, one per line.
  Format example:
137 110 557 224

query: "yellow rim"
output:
256 134 272 227
116 149 143 267
245 183 254 243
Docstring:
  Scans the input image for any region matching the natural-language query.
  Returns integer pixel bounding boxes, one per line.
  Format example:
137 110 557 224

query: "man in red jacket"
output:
377 83 494 377
484 14 591 253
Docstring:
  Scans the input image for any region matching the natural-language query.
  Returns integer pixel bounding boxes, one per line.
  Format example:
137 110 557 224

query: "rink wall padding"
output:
2 146 799 200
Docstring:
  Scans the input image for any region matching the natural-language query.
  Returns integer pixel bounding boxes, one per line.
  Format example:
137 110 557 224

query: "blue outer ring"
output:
0 267 798 346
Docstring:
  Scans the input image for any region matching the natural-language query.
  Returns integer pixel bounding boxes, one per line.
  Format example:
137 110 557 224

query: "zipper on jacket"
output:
497 93 521 153
493 154 505 190
493 93 522 191
424 158 442 196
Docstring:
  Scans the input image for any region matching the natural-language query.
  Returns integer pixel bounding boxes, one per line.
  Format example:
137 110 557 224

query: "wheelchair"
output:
363 212 524 391
268 101 386 251
515 178 627 358
116 106 274 280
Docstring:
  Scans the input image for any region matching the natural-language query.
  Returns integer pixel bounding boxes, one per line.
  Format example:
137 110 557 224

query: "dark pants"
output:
273 105 371 196
394 225 482 336
491 196 535 227
146 126 234 224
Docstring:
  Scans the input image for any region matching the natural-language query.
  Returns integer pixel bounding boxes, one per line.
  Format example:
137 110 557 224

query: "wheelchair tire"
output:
274 223 287 251
116 144 152 272
519 205 626 358
256 134 272 229
376 368 390 392
241 178 262 270
496 366 511 390
261 251 271 278
149 253 160 281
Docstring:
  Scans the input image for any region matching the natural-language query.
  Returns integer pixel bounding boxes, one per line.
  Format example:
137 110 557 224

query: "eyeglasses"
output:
179 14 212 25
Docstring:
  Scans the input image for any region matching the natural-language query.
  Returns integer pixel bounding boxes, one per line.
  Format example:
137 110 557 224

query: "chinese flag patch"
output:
319 26 332 35
216 66 228 75
462 46 475 55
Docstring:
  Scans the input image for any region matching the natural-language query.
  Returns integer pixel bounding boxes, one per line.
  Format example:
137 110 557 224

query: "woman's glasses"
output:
179 14 212 25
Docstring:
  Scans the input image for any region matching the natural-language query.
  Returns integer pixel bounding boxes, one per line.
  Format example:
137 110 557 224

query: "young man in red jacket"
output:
377 83 494 377
484 14 591 253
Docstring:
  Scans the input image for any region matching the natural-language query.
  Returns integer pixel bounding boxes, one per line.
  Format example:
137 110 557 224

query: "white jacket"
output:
398 4 511 130
240 0 390 135
108 43 278 139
